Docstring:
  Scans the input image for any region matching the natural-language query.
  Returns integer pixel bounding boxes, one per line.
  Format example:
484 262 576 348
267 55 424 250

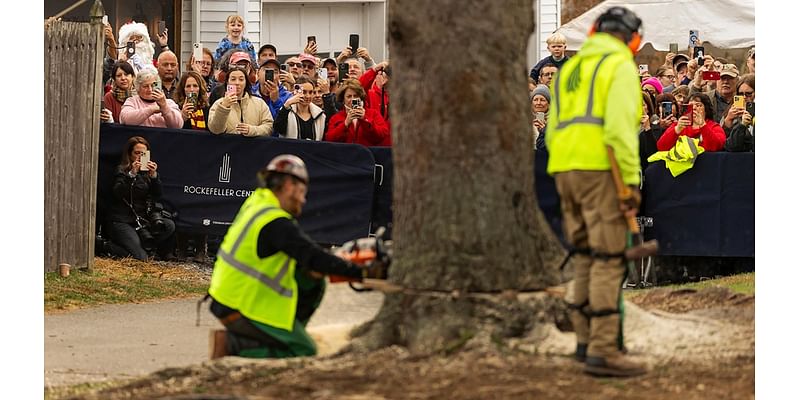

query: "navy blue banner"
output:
642 152 755 257
98 124 376 245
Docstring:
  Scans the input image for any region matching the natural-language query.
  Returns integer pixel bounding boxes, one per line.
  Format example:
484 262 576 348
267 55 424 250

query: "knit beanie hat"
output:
642 77 663 94
531 84 551 103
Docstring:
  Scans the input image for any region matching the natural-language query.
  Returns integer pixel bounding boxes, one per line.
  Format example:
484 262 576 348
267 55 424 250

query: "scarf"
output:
112 85 133 104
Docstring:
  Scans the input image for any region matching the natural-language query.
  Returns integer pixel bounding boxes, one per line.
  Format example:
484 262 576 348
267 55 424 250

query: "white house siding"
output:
261 1 386 61
181 0 262 66
527 0 561 72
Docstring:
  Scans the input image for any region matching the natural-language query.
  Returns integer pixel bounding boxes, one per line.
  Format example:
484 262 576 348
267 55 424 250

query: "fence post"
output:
43 0 105 273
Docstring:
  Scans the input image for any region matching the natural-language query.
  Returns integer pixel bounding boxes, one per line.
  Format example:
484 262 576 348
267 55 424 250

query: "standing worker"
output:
545 7 646 377
206 154 376 358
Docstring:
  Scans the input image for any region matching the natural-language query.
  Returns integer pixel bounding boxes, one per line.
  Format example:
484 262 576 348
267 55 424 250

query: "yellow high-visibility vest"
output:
209 188 298 331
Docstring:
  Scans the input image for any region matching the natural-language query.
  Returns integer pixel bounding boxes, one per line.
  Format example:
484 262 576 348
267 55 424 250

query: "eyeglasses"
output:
301 63 316 70
287 62 301 67
739 91 754 97
662 74 676 80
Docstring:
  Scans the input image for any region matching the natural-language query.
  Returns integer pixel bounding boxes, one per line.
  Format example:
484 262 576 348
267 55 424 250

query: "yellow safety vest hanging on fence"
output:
647 136 705 177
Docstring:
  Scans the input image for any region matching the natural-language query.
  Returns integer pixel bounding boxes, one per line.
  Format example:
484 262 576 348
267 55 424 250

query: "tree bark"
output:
350 0 567 354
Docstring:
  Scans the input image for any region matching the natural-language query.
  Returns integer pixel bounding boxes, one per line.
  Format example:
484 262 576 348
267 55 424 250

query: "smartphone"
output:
226 84 237 98
187 92 198 106
158 21 166 35
102 15 108 25
702 70 720 81
126 41 136 57
193 43 203 61
318 68 328 80
140 150 150 171
293 84 302 93
307 35 316 45
152 80 162 92
349 34 359 51
733 95 745 109
265 69 275 81
689 29 699 48
669 43 678 53
280 64 288 71
338 63 349 82
534 112 545 122
351 99 362 108
638 64 648 75
661 101 673 118
693 46 705 64
682 103 693 119
745 102 755 117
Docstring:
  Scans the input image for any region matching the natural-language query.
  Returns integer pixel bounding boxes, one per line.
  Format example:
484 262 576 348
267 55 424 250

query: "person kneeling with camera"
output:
108 136 176 261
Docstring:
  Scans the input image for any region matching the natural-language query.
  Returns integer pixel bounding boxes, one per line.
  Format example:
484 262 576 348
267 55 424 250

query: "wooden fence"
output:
44 10 104 272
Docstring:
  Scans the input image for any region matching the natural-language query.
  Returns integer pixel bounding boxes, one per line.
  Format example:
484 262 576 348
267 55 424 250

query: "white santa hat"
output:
118 21 150 44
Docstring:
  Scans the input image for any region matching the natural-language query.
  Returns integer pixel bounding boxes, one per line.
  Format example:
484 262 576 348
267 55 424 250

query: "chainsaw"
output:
329 226 393 292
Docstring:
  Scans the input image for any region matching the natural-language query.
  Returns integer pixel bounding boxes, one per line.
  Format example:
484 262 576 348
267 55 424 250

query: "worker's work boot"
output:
574 343 588 362
209 329 228 359
584 353 647 377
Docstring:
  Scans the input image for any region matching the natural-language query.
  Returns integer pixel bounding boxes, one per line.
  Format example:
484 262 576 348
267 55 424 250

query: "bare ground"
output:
60 286 754 400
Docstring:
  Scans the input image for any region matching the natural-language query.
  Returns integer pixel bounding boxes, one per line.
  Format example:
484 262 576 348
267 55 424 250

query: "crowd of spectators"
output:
95 15 394 260
529 32 756 166
93 16 754 261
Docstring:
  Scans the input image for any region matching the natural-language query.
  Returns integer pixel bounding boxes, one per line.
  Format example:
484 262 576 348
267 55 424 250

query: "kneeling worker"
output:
207 154 371 358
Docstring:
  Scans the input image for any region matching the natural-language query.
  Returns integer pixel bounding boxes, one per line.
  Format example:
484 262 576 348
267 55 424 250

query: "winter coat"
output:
208 93 274 136
119 95 183 129
273 103 326 141
657 120 726 152
109 166 163 224
325 107 391 146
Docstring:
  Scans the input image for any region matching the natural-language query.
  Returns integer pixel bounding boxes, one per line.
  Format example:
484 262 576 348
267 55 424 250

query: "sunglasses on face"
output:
739 91 754 97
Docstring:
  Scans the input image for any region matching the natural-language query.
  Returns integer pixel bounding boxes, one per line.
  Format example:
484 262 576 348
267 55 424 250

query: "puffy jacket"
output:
657 119 726 152
325 107 391 146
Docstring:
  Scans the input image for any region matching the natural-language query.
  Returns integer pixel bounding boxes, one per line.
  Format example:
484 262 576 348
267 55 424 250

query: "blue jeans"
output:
109 219 176 260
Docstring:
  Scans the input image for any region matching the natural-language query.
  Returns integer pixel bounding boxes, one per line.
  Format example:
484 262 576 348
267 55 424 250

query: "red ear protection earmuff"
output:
628 31 642 55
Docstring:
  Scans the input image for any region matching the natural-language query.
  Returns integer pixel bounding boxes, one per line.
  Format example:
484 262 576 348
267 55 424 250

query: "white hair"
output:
134 68 160 90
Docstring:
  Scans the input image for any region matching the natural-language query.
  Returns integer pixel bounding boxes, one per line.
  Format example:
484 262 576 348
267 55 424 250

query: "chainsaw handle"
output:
606 145 641 234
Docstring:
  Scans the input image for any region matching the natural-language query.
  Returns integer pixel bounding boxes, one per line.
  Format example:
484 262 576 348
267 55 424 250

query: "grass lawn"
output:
45 257 210 313
626 272 754 299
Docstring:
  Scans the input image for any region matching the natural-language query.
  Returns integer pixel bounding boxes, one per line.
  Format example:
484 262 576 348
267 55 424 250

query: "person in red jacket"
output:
657 92 725 152
325 79 391 146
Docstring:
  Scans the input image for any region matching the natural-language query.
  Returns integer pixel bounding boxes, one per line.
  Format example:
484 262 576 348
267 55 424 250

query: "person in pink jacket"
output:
657 92 726 152
120 68 183 129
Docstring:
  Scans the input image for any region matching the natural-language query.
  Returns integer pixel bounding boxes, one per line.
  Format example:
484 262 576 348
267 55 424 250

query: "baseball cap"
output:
719 63 739 78
259 58 280 69
672 53 690 68
298 53 318 66
230 52 251 65
322 58 337 68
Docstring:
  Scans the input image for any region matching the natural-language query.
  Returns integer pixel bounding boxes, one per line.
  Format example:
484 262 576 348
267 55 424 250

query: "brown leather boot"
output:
584 353 647 377
209 329 228 359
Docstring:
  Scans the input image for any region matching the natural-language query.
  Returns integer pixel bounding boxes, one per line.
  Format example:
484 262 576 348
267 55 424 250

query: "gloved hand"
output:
619 185 641 219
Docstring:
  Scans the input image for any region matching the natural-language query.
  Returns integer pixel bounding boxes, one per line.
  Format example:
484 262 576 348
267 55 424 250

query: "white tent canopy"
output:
556 0 755 51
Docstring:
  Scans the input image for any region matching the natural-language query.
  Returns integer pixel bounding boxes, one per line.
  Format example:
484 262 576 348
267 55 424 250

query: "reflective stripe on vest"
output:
216 206 293 298
554 53 613 130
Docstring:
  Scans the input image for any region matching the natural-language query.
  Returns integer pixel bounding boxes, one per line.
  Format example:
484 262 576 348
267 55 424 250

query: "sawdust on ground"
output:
64 285 754 400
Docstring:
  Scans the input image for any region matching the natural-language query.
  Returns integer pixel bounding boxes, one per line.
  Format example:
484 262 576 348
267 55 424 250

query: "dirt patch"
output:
628 286 754 314
63 287 754 400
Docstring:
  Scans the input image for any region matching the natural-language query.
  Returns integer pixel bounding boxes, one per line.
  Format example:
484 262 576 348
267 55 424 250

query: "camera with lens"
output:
148 202 167 235
135 217 156 251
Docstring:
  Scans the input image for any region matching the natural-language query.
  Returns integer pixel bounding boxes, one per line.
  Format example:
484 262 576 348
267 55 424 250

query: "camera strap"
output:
123 176 147 227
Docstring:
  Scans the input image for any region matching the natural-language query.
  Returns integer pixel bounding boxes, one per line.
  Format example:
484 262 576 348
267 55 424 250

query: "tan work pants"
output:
556 171 627 358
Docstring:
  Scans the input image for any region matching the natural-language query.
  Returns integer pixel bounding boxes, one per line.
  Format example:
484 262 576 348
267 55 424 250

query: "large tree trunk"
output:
350 0 567 353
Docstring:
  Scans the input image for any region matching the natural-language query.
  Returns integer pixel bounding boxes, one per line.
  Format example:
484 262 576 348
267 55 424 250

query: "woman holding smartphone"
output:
119 69 183 129
273 77 326 140
208 67 274 136
108 136 175 261
175 71 210 130
324 79 391 146
657 93 725 152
